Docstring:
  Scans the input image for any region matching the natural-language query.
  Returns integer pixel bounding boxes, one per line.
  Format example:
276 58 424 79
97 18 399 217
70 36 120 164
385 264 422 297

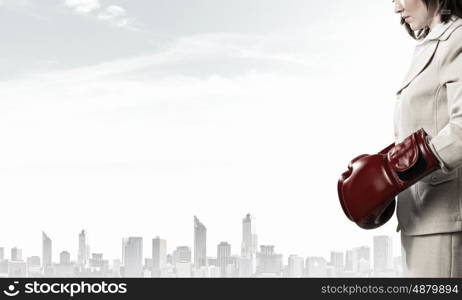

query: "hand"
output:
338 128 440 229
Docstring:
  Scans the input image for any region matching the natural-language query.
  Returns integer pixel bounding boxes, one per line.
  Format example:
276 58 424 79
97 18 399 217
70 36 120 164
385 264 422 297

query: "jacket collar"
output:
433 15 461 41
396 16 462 95
419 16 457 43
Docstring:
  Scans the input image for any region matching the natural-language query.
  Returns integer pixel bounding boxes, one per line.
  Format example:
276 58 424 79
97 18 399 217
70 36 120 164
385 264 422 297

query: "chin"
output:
409 22 425 31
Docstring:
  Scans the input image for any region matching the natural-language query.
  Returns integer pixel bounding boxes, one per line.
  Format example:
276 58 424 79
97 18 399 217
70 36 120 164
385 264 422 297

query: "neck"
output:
429 14 441 30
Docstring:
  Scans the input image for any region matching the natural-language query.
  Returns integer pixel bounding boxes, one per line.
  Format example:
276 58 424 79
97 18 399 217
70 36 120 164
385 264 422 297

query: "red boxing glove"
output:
338 128 440 229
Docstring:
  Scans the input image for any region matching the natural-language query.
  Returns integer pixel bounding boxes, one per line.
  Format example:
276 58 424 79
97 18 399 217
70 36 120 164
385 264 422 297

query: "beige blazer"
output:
394 16 462 235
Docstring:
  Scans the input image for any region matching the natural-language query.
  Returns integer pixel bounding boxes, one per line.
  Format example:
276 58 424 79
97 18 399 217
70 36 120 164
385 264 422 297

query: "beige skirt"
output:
401 231 462 277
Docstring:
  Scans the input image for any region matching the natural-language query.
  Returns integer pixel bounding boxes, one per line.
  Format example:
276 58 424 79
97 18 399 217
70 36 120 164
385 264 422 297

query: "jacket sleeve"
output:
427 28 462 173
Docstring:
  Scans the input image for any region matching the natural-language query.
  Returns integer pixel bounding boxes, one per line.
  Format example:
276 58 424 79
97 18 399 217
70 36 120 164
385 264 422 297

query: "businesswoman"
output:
393 0 462 277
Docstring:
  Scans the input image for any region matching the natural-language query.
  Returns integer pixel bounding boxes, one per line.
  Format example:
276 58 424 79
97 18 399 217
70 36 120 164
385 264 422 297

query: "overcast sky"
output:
0 0 419 263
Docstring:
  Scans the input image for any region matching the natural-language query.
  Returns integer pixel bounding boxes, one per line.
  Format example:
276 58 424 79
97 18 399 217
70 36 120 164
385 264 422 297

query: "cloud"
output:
64 0 132 28
65 0 100 14
98 5 126 19
22 33 328 84
97 5 130 27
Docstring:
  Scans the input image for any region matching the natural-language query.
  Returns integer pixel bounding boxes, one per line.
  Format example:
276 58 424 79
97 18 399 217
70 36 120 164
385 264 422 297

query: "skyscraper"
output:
256 245 283 277
305 257 328 277
345 250 353 272
173 246 191 264
42 232 52 271
172 246 192 278
241 213 258 258
217 242 231 277
122 237 143 277
78 230 88 267
353 246 370 275
329 251 344 275
194 216 207 269
27 256 42 277
288 255 304 277
373 236 393 275
152 237 166 277
11 247 22 261
60 251 71 265
241 213 258 276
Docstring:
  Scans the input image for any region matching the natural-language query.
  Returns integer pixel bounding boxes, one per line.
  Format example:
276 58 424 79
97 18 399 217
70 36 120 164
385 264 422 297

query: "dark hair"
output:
401 0 462 39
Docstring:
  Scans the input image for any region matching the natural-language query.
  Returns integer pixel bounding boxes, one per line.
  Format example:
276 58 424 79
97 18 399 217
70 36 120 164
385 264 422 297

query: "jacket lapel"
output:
396 41 439 95
396 17 462 96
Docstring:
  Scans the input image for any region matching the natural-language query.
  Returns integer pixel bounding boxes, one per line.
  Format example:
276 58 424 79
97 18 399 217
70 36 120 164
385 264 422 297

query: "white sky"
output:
0 0 418 263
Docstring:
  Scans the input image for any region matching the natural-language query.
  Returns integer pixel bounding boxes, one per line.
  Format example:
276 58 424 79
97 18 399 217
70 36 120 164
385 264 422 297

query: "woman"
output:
393 0 462 277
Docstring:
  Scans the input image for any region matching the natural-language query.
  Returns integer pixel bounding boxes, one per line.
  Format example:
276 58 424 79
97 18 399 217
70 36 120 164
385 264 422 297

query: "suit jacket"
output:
395 16 462 235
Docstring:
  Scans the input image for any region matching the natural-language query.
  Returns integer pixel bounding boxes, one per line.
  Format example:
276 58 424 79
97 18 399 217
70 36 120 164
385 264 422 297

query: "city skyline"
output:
0 0 412 264
0 213 402 277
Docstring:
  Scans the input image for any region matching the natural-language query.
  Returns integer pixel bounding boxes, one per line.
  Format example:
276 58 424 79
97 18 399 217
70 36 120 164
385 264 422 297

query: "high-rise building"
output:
241 213 258 258
27 256 42 277
373 236 393 275
329 251 344 274
237 257 253 277
256 245 283 277
122 237 143 277
144 258 153 270
152 237 166 277
305 257 327 277
217 242 231 277
173 246 191 264
8 261 26 277
27 256 41 267
175 262 192 277
207 257 217 267
353 246 370 274
393 256 403 277
42 232 52 270
0 247 4 261
78 230 88 267
90 253 106 269
194 216 207 269
241 213 258 275
112 259 122 277
288 255 304 277
0 259 7 274
345 250 353 272
172 246 192 278
11 247 22 261
55 251 74 277
60 251 71 265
